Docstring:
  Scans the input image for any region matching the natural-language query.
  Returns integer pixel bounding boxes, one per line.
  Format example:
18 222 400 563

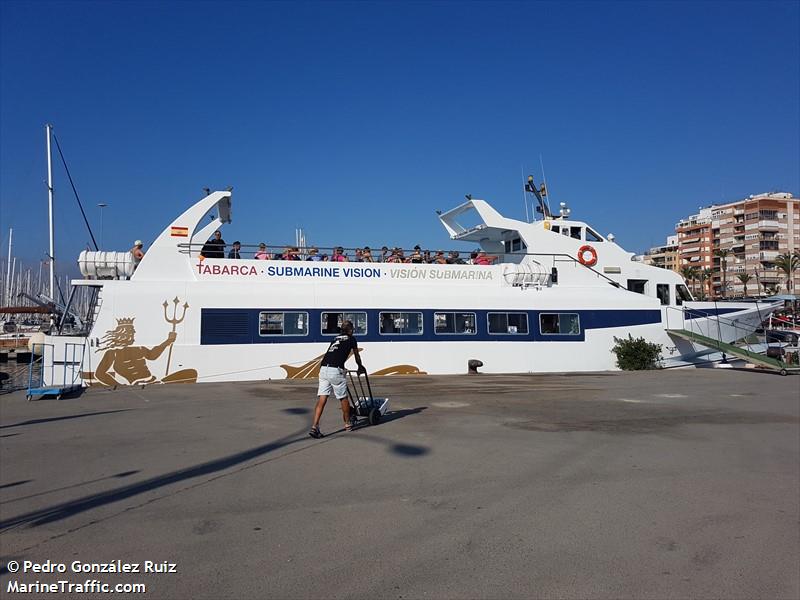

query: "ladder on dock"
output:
667 329 797 376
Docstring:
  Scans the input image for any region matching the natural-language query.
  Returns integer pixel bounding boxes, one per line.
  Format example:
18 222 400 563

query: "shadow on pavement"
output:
0 426 309 531
4 471 141 504
0 480 32 490
0 409 132 430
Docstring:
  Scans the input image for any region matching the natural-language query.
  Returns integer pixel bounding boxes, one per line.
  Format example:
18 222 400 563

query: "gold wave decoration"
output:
281 351 426 379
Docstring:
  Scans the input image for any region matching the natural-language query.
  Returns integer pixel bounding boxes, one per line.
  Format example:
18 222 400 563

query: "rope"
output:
51 131 98 251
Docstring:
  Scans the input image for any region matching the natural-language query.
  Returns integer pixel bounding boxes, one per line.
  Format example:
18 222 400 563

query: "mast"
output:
5 228 11 305
46 123 55 301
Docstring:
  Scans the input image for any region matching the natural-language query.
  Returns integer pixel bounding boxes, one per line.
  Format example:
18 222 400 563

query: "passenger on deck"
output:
130 240 145 267
361 247 374 262
254 243 271 260
282 246 300 261
407 246 423 264
423 249 432 264
433 251 447 264
228 241 242 259
332 246 348 262
474 250 497 265
308 247 325 261
447 251 465 264
201 230 226 258
385 248 402 263
353 248 364 262
380 246 390 262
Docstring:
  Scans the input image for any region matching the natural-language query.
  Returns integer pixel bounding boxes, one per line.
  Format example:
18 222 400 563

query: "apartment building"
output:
642 235 679 272
675 192 799 298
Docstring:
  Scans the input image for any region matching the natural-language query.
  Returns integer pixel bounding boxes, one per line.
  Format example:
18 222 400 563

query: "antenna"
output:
521 165 529 222
539 154 552 217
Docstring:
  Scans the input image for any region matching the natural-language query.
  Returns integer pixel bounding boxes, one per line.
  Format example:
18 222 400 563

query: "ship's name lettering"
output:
390 268 493 281
266 266 381 278
197 263 259 276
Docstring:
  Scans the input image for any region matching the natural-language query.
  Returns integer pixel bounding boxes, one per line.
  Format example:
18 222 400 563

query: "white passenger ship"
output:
39 188 779 386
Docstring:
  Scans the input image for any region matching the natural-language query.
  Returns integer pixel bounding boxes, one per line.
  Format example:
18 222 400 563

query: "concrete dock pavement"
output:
1 370 798 599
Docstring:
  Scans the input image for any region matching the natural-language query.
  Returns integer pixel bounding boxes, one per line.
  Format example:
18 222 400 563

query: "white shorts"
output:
318 366 348 399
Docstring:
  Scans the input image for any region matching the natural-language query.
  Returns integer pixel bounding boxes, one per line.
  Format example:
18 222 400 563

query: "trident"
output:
163 297 189 377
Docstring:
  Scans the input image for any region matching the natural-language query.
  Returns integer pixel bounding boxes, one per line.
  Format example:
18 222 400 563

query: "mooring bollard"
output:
468 359 483 375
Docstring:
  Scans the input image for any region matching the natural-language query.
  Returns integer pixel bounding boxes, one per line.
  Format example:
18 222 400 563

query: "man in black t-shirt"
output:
201 230 226 258
309 321 365 438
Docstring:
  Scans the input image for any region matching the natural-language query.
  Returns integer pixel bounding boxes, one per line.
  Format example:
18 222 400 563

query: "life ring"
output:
577 245 597 267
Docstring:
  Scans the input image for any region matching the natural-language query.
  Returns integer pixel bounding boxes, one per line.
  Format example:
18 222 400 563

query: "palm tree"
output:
680 265 699 298
700 267 713 300
737 273 752 298
774 251 800 293
713 249 730 299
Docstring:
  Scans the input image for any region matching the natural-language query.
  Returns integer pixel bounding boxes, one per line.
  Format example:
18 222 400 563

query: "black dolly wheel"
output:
368 408 381 426
780 369 788 377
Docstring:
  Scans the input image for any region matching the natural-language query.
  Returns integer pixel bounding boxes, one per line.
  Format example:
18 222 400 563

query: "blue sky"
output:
1 0 798 277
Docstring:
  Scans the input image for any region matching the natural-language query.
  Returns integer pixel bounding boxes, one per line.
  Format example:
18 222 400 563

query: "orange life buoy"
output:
577 245 597 267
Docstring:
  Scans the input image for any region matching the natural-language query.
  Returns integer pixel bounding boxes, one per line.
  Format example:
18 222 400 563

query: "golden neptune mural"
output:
84 298 197 386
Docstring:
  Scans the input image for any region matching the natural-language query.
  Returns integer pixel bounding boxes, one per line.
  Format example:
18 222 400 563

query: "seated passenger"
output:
407 245 424 264
433 250 447 264
308 247 324 261
254 243 271 260
354 248 364 262
380 246 390 262
447 251 465 264
362 247 374 262
130 240 145 268
228 241 242 259
282 246 300 261
332 246 348 262
474 250 497 265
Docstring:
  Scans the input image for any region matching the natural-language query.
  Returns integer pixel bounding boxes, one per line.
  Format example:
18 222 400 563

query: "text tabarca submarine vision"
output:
195 263 492 280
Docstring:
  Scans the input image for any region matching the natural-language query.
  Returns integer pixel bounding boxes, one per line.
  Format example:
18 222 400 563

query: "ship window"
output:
570 227 582 240
676 284 692 305
434 312 476 334
321 312 367 335
488 312 528 335
259 311 308 336
586 228 603 242
656 284 670 305
540 313 581 335
627 279 647 294
379 312 423 335
551 225 560 234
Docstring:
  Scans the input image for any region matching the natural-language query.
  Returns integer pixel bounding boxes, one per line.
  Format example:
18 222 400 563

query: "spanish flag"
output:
171 226 189 237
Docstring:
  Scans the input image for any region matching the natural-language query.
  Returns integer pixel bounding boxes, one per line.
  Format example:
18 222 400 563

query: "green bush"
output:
611 335 663 370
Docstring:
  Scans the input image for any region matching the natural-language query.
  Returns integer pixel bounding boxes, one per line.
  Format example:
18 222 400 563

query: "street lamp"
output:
98 203 108 248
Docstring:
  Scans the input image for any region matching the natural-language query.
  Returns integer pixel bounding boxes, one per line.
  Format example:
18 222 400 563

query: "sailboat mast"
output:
5 228 11 305
46 124 55 300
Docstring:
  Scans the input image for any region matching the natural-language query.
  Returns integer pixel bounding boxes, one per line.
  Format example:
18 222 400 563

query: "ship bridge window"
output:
379 312 423 335
656 284 670 306
627 279 647 295
540 313 581 335
586 228 603 242
259 311 308 336
503 238 527 253
570 227 582 240
488 312 528 335
676 284 692 305
551 225 560 234
434 312 476 334
321 312 367 335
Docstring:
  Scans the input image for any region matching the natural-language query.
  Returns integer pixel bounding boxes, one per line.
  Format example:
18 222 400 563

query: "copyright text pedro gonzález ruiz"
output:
5 559 178 594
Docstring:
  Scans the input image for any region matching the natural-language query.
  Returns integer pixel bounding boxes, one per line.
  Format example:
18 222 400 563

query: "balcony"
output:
758 220 780 230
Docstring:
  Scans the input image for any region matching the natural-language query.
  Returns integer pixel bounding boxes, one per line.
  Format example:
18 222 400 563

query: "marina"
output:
1 369 798 598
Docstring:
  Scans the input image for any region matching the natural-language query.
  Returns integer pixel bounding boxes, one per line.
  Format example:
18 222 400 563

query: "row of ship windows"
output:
258 311 581 337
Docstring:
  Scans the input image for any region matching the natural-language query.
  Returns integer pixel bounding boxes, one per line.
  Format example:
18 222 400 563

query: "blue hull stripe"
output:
200 308 662 345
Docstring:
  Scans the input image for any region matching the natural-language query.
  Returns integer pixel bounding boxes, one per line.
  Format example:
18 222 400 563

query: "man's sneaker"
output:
308 427 323 439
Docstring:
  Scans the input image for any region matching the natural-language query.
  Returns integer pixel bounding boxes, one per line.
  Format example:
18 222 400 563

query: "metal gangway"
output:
27 342 85 400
